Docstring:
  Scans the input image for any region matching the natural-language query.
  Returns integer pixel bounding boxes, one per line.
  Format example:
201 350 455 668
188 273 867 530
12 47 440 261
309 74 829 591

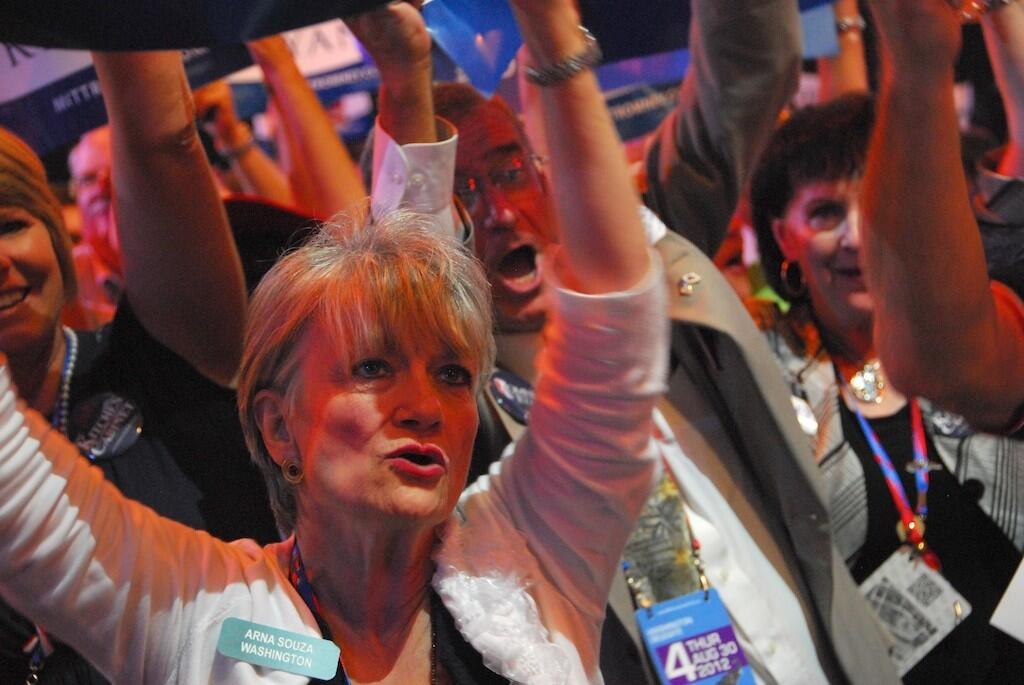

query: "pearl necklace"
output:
50 326 78 435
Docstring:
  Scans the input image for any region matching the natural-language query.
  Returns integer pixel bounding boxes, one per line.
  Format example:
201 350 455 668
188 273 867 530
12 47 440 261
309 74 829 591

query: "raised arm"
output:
643 0 802 255
982 2 1024 177
0 358 284 684
247 35 367 216
193 79 295 205
454 4 665 666
817 0 870 102
862 0 1024 430
510 2 649 291
348 2 462 239
91 52 246 386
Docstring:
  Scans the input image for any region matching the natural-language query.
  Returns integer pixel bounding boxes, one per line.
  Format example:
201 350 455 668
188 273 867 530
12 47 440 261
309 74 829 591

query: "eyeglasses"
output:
454 155 544 214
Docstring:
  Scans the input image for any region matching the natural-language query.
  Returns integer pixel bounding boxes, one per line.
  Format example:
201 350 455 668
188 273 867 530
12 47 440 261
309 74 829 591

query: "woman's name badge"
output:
635 589 754 685
216 617 339 679
860 548 971 676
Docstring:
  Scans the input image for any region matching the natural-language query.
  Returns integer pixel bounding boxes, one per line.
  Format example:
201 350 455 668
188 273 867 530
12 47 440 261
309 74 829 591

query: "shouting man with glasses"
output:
439 85 556 335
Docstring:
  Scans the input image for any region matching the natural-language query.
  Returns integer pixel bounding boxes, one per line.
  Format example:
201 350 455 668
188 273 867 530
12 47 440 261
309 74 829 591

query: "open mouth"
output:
0 288 29 311
386 446 447 479
86 198 111 217
496 245 541 293
395 452 439 467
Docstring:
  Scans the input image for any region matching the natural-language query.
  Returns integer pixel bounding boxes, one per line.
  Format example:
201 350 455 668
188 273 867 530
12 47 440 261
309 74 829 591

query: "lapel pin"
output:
677 272 702 296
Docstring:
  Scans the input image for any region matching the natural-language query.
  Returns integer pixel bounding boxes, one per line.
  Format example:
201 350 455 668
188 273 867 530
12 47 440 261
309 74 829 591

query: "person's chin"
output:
496 310 546 334
495 292 547 334
846 290 874 314
829 294 874 333
0 295 54 346
383 488 453 525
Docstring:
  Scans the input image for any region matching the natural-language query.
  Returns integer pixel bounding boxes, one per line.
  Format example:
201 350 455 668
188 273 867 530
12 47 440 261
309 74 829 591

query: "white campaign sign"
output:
229 20 363 83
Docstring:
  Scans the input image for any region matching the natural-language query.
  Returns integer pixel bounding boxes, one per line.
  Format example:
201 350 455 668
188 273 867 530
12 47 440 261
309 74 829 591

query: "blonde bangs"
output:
316 242 491 387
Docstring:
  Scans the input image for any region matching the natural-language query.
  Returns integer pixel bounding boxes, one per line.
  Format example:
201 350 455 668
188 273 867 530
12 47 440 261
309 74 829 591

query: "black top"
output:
840 401 1024 684
305 591 507 685
0 305 278 684
431 592 509 685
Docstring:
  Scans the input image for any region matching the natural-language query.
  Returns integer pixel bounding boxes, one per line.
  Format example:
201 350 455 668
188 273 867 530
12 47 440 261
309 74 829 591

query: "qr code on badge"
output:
907 572 943 607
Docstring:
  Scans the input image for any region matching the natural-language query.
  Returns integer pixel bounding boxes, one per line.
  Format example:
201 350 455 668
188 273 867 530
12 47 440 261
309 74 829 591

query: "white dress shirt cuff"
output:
370 116 462 240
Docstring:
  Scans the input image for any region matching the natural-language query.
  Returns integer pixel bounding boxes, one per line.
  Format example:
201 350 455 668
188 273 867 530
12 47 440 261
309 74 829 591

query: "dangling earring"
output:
282 459 304 485
779 259 807 300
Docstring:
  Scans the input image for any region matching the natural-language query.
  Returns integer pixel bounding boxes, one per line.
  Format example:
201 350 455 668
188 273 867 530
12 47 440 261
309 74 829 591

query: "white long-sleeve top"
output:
0 253 666 684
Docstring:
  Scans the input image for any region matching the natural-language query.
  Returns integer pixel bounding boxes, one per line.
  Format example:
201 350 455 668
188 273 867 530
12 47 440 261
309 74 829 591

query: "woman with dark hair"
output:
0 2 666 683
749 91 1024 682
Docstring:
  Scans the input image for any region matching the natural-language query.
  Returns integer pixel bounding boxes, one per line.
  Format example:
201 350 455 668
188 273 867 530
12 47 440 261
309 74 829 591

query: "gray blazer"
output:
636 1 900 676
631 232 901 685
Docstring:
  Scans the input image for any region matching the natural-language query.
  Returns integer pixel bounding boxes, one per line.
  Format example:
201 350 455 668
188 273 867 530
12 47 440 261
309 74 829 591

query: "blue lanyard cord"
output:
851 399 930 521
909 401 930 518
851 398 941 570
289 541 349 685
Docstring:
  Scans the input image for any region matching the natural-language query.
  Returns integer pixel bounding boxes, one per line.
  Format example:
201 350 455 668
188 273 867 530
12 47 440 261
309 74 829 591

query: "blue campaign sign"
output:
802 4 840 59
0 45 252 155
598 50 690 142
423 0 522 97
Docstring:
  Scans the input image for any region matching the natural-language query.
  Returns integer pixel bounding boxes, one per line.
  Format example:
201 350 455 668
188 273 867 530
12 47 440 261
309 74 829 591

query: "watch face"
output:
69 392 143 460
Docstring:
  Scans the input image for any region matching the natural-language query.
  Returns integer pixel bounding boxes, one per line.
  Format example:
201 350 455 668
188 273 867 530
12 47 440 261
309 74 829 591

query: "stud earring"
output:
282 460 304 485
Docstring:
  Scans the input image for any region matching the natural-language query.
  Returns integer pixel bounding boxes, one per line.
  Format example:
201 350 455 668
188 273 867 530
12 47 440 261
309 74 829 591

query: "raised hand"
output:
193 80 248 153
345 2 430 85
345 1 435 144
868 0 962 81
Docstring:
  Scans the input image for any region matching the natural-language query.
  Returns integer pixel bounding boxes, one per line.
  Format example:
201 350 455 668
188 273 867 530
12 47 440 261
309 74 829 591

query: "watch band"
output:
524 25 602 88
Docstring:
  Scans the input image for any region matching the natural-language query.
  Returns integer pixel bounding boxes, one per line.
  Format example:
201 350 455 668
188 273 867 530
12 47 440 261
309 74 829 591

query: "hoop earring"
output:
282 460 304 485
779 259 807 300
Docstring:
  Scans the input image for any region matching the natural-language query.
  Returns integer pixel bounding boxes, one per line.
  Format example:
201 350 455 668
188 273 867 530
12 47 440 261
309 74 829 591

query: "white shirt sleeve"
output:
369 116 464 240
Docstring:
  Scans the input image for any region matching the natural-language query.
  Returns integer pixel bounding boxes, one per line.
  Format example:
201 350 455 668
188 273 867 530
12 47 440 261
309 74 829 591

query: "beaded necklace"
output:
49 326 78 435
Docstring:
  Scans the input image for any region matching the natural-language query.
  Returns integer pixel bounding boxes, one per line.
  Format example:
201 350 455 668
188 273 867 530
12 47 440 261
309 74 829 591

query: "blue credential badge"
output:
636 589 754 685
217 617 340 680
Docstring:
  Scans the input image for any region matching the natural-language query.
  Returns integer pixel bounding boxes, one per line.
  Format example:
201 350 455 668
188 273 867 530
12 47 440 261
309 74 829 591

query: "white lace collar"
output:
432 519 571 684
